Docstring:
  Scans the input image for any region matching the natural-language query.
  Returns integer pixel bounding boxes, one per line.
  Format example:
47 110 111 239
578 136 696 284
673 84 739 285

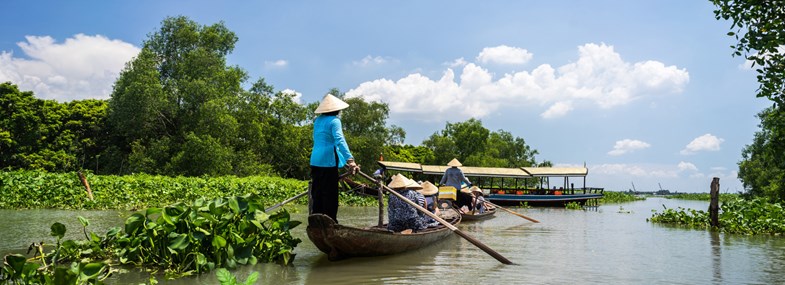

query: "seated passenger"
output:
418 181 441 227
470 186 487 213
387 174 427 233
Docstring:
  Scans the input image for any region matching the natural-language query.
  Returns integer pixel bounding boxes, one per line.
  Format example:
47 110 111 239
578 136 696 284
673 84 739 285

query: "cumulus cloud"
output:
446 57 468 68
681 134 724 155
476 45 533 65
607 139 651 156
678 161 698 172
541 101 573 119
0 34 140 101
346 43 689 121
265 59 288 68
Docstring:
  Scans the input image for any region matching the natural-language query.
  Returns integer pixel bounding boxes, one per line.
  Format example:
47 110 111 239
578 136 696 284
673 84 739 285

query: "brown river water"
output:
2 197 784 284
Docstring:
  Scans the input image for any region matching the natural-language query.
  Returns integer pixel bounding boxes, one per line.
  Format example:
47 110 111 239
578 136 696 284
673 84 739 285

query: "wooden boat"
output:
306 209 461 261
459 206 497 221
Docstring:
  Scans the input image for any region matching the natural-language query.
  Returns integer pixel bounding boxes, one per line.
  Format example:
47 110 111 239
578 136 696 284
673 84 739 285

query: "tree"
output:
422 118 540 167
106 16 246 176
713 0 785 200
1 82 108 172
738 106 785 201
713 0 785 104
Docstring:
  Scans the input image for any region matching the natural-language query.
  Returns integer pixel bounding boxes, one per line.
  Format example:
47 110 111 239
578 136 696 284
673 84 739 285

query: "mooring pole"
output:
709 177 720 227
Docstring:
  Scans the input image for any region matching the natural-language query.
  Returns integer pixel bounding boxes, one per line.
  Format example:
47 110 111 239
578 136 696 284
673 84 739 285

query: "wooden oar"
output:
484 201 540 223
265 190 307 212
265 172 352 212
357 171 513 265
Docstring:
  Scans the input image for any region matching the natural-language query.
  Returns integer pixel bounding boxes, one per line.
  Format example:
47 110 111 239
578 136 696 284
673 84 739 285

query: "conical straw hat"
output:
418 181 438 195
314 94 349 114
460 185 472 193
387 174 409 189
447 158 462 167
404 176 423 190
469 186 483 193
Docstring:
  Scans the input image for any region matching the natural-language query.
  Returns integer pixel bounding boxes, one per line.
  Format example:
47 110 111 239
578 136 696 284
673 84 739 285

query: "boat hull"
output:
488 193 603 206
460 207 497 221
306 210 460 261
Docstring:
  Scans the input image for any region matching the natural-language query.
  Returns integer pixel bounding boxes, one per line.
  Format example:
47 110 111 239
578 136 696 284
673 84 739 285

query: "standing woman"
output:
439 158 473 210
310 94 359 223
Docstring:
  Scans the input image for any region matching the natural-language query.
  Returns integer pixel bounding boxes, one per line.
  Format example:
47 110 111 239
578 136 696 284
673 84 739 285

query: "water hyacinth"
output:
1 194 303 283
649 197 785 235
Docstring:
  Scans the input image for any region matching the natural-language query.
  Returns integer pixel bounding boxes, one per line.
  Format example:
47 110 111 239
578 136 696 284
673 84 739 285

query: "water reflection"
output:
2 198 785 284
710 231 722 284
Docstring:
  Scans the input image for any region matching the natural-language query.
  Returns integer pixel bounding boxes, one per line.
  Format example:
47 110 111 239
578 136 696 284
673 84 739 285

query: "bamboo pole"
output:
77 172 94 201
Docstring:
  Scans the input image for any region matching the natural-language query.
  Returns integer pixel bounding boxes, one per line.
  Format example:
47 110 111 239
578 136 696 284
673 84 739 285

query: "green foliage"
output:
564 202 582 210
600 191 646 204
216 269 259 285
116 195 302 275
738 106 785 202
0 170 306 209
712 1 785 203
666 192 739 202
1 194 302 283
422 118 539 167
0 170 377 210
712 0 785 104
649 197 785 234
0 82 109 172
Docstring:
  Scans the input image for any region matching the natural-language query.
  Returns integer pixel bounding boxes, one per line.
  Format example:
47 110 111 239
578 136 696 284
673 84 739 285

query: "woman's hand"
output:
346 159 360 174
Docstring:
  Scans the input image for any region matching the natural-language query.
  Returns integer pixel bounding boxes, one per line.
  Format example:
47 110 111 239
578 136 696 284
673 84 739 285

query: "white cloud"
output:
607 139 651 156
476 45 533 65
265 59 288 68
0 34 140 101
280 88 302 103
446 57 468 68
677 161 698 172
346 43 689 121
540 101 573 119
353 55 393 67
680 133 724 155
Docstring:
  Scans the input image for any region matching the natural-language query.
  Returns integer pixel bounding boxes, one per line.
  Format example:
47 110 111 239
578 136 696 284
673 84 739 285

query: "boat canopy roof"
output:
377 161 588 178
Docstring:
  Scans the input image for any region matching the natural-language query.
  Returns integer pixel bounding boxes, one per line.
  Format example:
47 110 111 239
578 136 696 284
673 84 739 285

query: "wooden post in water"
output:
77 172 94 201
709 177 720 227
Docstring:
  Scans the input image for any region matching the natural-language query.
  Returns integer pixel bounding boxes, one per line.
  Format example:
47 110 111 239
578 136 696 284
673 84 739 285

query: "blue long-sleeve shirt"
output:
440 167 471 190
310 115 353 168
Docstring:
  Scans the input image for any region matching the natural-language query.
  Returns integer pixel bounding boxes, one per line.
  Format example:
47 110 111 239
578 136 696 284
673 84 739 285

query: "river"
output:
2 197 784 284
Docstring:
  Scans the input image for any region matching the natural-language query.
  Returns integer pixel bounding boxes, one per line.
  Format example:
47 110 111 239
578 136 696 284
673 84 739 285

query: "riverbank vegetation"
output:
649 197 785 235
665 193 739 202
599 191 645 204
0 170 377 210
0 194 301 283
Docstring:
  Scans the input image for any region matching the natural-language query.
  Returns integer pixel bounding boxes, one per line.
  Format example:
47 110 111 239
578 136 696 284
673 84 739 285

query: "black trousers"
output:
457 192 474 210
310 165 340 223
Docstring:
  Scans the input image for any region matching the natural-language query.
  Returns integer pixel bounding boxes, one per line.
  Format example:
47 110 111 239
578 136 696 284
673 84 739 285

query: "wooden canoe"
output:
306 209 461 261
460 207 497 221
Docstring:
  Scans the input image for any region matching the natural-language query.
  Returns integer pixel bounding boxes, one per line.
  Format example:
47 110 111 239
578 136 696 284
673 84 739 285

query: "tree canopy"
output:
712 0 785 104
713 0 785 201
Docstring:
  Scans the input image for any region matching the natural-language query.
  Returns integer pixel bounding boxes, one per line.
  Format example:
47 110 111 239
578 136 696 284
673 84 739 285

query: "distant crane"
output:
631 181 637 192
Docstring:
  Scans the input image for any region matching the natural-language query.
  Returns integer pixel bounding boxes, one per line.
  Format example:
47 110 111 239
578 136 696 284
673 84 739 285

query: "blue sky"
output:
0 1 771 193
